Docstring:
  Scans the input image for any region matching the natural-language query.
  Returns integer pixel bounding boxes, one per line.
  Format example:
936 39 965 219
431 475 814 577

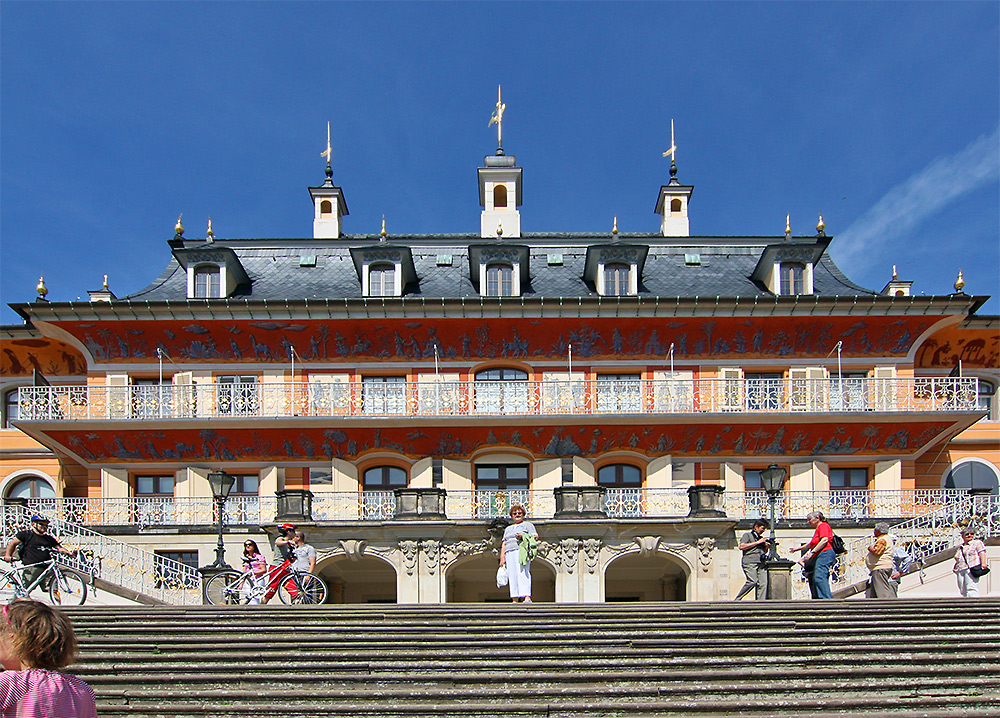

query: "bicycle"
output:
0 553 88 606
204 563 327 605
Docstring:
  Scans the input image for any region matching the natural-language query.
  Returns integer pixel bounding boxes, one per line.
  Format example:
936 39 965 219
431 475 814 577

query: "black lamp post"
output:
760 463 787 561
206 470 236 569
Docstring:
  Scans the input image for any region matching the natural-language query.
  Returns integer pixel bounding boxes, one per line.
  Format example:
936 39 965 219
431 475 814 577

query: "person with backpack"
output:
3 516 77 592
794 511 835 599
865 523 896 598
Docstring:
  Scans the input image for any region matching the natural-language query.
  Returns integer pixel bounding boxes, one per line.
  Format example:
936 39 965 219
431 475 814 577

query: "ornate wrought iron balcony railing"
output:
20 489 972 527
16 376 981 422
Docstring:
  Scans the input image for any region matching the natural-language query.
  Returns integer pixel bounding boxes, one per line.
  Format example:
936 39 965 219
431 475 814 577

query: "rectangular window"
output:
830 468 868 489
368 266 396 297
229 474 260 496
475 464 529 490
744 469 765 490
217 375 258 416
596 374 641 413
486 265 513 297
135 475 174 496
309 467 333 486
362 376 407 414
194 269 221 298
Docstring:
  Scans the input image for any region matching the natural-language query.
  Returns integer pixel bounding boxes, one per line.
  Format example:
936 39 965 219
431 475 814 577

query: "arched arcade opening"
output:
446 553 556 603
317 555 397 604
604 552 688 602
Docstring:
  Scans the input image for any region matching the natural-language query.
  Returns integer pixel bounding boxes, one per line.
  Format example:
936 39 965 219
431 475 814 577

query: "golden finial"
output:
36 276 48 299
954 269 965 292
612 216 619 236
816 213 825 234
380 215 387 239
785 214 791 237
892 265 898 280
206 218 214 240
174 214 184 237
102 274 109 290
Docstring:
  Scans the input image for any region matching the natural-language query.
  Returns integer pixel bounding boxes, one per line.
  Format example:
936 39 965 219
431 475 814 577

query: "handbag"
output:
830 534 846 555
496 565 509 588
970 565 990 578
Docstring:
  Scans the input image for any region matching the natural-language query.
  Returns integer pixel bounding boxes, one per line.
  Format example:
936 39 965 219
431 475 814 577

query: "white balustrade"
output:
16 377 981 422
311 492 396 521
447 490 556 520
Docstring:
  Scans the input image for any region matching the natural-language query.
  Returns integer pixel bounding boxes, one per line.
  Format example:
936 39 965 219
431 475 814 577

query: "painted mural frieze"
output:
53 315 945 364
399 540 418 576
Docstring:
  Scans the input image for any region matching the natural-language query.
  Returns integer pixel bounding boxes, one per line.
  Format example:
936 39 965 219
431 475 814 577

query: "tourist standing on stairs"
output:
865 523 896 599
241 540 269 605
735 519 770 600
954 529 989 598
499 505 539 603
794 511 835 599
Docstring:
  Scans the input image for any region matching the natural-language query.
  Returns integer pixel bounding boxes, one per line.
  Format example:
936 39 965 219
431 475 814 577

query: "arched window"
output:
363 465 407 489
603 262 631 296
194 266 221 298
368 263 396 297
5 475 54 500
493 185 508 209
4 389 18 428
320 199 333 216
597 464 642 487
485 263 513 297
475 367 529 414
944 460 999 495
780 263 805 295
670 198 682 213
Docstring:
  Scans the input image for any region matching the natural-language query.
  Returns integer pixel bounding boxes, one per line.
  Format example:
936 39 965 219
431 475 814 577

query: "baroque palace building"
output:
1 125 998 604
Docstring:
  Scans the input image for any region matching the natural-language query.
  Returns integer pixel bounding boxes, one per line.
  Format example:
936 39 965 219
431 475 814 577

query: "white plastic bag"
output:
496 565 508 588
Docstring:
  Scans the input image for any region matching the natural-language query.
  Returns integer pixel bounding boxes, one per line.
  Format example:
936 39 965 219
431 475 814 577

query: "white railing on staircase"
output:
1 504 202 605
830 494 999 592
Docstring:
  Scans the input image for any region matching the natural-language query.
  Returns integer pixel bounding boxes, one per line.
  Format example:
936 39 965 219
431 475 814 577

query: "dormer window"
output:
751 240 828 297
486 263 514 297
350 246 417 298
493 185 508 209
193 265 221 298
585 245 647 297
368 263 397 297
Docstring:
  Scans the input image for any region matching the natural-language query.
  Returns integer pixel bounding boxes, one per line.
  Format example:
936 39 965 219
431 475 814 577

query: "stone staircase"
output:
63 600 1000 717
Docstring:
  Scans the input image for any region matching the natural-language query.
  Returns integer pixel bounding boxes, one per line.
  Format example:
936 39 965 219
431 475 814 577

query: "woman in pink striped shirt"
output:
0 600 96 718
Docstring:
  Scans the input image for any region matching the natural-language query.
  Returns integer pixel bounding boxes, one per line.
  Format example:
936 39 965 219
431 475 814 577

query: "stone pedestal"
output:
554 486 607 518
764 558 796 600
687 484 726 517
197 566 227 605
394 488 447 520
276 489 313 522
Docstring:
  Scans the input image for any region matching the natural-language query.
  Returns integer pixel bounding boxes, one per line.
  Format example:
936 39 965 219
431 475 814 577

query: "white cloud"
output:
833 125 1000 267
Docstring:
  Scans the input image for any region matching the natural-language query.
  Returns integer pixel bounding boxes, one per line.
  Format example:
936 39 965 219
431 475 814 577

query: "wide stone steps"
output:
62 600 1000 717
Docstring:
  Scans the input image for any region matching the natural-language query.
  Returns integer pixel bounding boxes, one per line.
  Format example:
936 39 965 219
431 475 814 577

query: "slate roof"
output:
124 234 875 302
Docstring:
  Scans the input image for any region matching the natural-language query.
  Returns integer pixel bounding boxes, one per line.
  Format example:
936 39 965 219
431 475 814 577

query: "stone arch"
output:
316 553 398 604
445 552 555 603
604 549 689 602
1 469 57 499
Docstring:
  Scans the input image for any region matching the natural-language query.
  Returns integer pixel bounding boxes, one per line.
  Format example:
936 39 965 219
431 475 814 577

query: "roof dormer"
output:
172 246 250 299
751 236 831 296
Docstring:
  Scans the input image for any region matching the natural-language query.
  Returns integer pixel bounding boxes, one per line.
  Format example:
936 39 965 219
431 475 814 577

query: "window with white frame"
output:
135 475 174 496
977 379 996 421
5 475 55 499
485 263 514 297
780 262 806 295
367 263 397 297
3 389 18 428
596 374 641 412
603 263 632 296
216 375 258 416
474 367 528 414
193 265 222 298
362 376 407 414
944 460 999 495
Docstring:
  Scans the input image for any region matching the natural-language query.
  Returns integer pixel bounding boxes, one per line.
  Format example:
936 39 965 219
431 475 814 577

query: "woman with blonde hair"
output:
499 505 539 603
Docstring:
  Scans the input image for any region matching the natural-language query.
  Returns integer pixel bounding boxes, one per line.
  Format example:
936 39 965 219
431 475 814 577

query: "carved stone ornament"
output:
695 536 716 573
582 538 601 574
538 538 580 574
399 540 419 576
338 539 368 561
634 535 662 558
441 539 494 567
420 539 441 575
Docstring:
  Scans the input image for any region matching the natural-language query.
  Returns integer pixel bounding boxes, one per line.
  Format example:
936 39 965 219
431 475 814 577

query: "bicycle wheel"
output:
0 572 22 603
277 572 327 605
49 570 87 605
204 570 251 605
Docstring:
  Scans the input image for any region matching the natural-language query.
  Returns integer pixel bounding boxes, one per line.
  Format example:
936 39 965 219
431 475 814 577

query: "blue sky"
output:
2 2 998 323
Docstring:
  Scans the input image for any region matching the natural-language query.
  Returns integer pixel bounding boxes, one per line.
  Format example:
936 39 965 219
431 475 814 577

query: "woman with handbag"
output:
499 505 539 603
954 529 989 597
794 511 835 599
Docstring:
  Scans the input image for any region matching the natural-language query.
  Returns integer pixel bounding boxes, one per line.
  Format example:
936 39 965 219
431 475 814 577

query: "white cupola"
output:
478 152 522 238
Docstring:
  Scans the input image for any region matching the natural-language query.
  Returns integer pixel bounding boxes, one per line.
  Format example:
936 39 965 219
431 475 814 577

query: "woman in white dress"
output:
499 504 539 603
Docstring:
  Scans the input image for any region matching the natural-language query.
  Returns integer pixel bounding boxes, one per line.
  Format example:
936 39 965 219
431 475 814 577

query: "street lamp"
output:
207 470 236 569
760 463 787 561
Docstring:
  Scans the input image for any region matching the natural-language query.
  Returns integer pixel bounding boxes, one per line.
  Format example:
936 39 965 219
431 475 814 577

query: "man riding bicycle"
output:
3 515 77 591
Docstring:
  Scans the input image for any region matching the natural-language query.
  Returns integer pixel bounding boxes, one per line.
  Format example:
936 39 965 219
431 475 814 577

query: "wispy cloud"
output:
834 125 1000 267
